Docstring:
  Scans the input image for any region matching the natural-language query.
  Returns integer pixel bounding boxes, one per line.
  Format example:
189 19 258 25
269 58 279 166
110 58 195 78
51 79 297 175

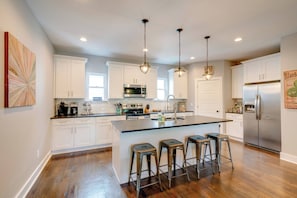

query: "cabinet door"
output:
55 58 70 98
54 55 87 99
263 55 280 81
226 114 243 141
146 68 157 99
108 64 124 98
95 121 112 145
74 124 95 148
52 125 73 150
70 60 86 98
244 61 262 84
124 66 146 85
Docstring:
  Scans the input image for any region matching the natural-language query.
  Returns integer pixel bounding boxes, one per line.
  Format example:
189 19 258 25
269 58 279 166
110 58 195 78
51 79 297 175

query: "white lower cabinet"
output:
52 118 95 153
226 113 243 142
95 116 126 146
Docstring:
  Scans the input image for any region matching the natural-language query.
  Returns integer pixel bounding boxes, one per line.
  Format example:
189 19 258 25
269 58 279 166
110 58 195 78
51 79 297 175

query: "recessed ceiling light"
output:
80 37 87 42
234 37 242 42
143 48 148 52
190 56 195 60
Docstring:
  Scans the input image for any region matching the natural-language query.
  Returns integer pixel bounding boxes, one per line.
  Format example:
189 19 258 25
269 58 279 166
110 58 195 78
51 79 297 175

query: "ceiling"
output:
26 0 297 65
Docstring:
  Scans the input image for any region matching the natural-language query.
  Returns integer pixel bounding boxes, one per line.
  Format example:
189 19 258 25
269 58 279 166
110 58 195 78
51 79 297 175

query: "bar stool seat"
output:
128 143 162 198
185 135 214 179
159 139 190 188
205 133 234 173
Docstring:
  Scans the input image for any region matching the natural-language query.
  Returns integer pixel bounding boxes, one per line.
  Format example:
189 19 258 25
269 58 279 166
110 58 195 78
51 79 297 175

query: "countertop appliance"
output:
58 102 68 116
123 103 150 120
123 84 146 98
243 82 281 152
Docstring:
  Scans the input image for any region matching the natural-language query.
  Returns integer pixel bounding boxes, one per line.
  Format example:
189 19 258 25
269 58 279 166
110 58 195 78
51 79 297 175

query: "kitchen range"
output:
122 103 150 120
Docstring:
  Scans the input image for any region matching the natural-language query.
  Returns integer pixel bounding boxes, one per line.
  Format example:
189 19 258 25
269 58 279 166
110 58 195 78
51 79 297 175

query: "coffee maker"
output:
70 103 78 115
58 102 68 116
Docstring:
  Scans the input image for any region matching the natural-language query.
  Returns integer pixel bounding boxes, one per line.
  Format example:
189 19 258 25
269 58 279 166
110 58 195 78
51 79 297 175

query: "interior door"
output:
195 78 223 118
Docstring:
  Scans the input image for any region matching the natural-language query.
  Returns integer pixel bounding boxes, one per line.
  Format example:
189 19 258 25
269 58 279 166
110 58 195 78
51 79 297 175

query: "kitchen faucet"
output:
166 95 175 112
167 95 177 121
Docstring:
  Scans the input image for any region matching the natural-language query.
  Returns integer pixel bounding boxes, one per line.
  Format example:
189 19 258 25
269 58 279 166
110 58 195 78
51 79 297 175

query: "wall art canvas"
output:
4 32 36 108
284 69 297 109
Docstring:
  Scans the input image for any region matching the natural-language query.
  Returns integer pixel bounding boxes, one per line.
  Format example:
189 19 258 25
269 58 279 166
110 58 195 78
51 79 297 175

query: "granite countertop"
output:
51 113 125 119
111 115 232 133
51 111 194 119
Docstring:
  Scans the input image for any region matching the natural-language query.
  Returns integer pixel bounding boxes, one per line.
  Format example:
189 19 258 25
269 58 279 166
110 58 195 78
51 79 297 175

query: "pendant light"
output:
203 36 214 80
175 28 185 77
139 19 151 74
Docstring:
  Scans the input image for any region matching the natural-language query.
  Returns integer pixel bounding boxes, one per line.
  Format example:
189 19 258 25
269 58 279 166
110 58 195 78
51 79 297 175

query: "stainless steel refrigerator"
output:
243 82 281 152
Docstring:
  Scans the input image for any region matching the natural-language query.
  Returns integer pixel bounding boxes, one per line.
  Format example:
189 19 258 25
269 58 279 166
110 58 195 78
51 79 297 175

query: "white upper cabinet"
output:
231 64 243 98
107 61 158 99
243 53 280 84
168 69 188 99
54 55 87 98
124 65 146 85
107 62 124 99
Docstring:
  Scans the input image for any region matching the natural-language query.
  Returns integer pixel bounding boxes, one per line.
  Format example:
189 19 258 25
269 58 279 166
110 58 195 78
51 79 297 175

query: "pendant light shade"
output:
139 19 151 74
175 28 185 77
203 36 214 80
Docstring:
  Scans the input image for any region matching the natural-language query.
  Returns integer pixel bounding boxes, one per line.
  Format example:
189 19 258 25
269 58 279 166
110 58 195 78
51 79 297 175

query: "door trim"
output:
194 77 223 115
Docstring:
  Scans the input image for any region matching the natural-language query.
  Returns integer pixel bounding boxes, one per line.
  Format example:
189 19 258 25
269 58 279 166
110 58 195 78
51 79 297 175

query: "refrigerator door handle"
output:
255 96 258 120
255 95 261 120
258 95 261 120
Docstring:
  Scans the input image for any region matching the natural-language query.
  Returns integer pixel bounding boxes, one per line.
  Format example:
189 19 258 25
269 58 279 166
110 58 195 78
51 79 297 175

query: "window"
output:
87 73 105 101
157 78 167 100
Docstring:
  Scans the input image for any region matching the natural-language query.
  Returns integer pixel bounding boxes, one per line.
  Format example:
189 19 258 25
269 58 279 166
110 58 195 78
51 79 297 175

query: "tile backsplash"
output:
54 98 186 115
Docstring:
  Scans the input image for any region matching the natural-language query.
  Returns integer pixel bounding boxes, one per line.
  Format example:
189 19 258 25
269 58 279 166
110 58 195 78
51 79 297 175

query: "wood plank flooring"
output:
27 141 297 198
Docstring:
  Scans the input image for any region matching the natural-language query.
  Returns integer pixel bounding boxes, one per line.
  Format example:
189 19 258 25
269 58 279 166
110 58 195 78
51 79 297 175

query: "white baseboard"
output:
15 151 52 198
280 152 297 165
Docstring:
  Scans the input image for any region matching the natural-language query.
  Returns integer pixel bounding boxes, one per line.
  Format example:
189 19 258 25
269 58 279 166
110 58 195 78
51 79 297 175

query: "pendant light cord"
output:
177 28 183 70
143 19 148 64
205 36 210 69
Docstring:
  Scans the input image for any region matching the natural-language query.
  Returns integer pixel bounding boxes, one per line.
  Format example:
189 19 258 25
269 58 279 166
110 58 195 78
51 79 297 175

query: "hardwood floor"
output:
27 141 297 198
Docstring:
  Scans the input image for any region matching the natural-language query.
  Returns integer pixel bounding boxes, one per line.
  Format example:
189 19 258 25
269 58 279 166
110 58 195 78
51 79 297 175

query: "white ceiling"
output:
26 0 297 65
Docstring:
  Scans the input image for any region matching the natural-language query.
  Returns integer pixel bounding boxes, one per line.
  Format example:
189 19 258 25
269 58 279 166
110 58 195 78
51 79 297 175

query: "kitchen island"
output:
111 115 231 184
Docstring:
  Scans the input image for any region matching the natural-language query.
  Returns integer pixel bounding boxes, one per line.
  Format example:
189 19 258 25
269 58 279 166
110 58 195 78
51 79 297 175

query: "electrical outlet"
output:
37 149 40 159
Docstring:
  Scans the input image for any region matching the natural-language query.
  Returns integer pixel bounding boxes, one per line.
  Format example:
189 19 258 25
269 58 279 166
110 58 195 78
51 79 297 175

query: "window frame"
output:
86 72 107 101
157 77 168 101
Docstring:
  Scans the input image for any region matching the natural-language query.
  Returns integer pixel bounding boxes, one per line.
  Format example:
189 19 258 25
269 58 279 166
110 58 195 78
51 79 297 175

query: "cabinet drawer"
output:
74 118 95 124
52 118 74 125
226 113 243 120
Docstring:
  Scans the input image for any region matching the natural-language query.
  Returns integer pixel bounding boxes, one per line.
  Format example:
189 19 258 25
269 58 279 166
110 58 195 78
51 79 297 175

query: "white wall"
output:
280 32 297 163
0 0 54 197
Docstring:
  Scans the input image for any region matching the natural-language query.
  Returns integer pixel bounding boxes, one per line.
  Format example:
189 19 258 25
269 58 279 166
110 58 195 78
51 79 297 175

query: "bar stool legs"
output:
185 135 214 179
159 139 190 188
128 143 162 198
206 133 234 173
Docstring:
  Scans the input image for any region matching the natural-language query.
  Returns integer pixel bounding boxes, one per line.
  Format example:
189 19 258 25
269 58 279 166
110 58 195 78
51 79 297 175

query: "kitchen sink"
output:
151 117 185 121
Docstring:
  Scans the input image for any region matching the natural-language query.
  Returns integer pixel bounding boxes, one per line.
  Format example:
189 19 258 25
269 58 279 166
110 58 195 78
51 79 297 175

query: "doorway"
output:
195 77 223 118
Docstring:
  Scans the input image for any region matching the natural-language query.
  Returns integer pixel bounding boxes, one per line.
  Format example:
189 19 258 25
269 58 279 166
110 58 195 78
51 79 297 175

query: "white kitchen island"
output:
111 115 231 184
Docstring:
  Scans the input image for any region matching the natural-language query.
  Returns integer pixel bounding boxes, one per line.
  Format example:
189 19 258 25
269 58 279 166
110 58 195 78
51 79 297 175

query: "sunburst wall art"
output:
4 32 36 108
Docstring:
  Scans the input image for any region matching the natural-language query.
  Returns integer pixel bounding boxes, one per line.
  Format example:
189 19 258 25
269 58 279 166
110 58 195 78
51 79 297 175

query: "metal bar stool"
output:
185 135 214 179
158 139 190 188
128 143 162 198
205 133 234 173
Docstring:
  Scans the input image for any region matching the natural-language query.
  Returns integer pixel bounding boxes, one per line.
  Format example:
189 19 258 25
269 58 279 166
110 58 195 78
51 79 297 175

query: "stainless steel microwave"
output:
123 84 146 98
